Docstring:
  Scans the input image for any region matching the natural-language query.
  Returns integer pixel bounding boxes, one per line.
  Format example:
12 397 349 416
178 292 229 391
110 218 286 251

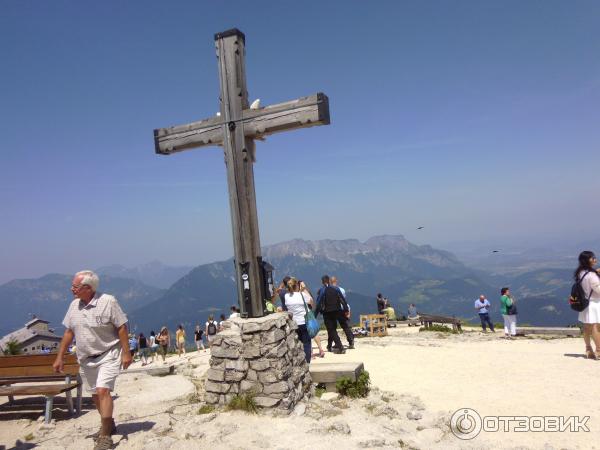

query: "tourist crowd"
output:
124 273 355 367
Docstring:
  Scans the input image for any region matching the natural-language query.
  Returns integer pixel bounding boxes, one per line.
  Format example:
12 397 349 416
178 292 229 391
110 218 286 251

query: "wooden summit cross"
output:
153 29 330 318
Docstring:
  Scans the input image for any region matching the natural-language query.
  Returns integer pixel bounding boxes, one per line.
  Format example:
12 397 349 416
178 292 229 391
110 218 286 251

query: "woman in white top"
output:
284 278 312 363
148 331 158 363
575 251 600 359
300 280 325 358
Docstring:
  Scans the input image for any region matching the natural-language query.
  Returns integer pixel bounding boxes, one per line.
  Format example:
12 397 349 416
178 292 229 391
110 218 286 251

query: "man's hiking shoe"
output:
90 422 117 441
333 348 346 354
347 344 355 349
94 435 114 450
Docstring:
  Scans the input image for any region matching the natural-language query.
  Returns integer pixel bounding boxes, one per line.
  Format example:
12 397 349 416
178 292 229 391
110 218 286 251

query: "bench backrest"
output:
420 313 460 324
0 353 79 377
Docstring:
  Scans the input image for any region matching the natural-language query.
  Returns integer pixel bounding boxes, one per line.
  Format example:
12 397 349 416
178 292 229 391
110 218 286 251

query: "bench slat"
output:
0 365 79 378
0 375 76 385
0 354 77 369
0 383 80 397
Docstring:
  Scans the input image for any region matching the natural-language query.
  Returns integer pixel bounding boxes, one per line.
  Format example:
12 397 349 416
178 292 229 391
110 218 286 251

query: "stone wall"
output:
204 313 311 412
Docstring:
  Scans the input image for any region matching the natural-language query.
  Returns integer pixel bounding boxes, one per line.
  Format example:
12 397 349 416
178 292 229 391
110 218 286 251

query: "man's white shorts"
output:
79 346 122 394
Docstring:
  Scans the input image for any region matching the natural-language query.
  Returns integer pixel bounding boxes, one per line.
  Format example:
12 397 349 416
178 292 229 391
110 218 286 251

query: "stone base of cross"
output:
154 29 330 317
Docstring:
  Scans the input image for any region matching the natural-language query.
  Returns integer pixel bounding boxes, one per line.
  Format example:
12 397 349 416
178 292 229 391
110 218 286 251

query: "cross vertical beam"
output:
215 29 263 317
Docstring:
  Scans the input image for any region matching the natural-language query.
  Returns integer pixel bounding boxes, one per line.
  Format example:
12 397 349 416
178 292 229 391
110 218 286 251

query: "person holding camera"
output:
500 287 517 338
475 295 495 332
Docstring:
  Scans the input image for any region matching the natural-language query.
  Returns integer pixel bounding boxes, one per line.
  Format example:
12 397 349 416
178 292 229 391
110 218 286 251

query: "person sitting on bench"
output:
407 304 418 319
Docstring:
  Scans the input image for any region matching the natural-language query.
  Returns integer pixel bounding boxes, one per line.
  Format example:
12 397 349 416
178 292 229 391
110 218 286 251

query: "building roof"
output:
0 318 60 350
24 317 50 328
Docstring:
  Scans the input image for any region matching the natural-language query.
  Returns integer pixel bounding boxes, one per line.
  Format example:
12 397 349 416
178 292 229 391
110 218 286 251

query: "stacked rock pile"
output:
204 312 312 412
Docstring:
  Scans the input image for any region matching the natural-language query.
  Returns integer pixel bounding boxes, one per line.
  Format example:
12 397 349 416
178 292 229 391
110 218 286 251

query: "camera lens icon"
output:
450 408 482 440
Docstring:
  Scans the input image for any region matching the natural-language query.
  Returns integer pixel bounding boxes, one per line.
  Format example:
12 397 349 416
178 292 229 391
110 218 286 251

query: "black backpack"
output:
207 321 217 335
569 271 593 312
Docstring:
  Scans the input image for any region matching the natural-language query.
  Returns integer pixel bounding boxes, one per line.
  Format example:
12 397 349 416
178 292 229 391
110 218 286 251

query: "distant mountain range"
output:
0 235 583 337
96 261 193 289
0 274 164 336
127 236 580 332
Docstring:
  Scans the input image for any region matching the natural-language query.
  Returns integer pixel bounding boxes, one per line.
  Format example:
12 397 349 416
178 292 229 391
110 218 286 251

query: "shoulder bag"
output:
300 293 320 338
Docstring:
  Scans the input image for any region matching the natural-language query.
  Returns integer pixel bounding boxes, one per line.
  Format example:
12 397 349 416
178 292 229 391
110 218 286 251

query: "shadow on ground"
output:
563 353 587 359
0 396 95 421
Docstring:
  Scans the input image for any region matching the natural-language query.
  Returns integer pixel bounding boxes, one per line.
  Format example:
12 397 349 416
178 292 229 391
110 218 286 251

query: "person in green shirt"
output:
265 295 278 314
500 287 517 338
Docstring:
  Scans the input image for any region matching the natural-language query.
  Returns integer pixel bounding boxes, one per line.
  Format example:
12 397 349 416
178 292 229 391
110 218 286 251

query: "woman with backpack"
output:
205 315 219 349
574 251 600 359
194 325 206 352
138 332 149 366
500 287 517 338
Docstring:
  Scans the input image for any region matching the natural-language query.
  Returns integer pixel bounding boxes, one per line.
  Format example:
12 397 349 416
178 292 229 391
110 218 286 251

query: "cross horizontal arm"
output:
154 93 329 155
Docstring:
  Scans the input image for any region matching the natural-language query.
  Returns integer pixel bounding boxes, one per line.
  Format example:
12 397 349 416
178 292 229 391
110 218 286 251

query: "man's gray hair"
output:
76 270 100 291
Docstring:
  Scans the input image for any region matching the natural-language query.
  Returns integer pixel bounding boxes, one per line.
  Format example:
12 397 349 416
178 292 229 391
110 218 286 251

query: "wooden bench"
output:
0 353 82 423
419 313 462 332
388 318 420 328
359 314 388 337
517 327 582 337
310 362 364 392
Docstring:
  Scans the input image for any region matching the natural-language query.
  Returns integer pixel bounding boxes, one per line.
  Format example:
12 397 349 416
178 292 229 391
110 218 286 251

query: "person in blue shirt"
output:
128 334 138 359
475 295 495 332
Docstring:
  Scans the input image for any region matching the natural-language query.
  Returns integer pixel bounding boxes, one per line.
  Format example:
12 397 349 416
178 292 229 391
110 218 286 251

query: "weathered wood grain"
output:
154 93 329 155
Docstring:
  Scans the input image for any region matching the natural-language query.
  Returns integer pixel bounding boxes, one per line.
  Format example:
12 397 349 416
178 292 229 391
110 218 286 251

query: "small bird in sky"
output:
417 226 424 230
492 250 500 253
250 99 261 110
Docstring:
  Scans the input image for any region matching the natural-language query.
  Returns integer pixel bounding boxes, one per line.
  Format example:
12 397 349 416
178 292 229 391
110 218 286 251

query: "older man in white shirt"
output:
53 270 131 450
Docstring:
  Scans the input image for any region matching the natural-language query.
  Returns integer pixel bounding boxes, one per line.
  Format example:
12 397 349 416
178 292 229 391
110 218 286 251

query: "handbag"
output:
300 293 320 338
506 297 518 315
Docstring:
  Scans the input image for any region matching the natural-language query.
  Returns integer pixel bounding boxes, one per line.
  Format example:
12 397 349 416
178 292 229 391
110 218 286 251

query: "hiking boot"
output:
90 420 117 441
347 343 355 349
332 348 346 354
94 435 114 450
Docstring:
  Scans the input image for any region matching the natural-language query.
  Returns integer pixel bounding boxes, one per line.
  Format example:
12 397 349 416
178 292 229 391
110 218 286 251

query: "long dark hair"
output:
574 251 596 281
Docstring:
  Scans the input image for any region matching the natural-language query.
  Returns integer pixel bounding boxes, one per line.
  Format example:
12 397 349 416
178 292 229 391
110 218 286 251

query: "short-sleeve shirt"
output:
475 299 491 314
285 292 307 326
580 271 600 301
62 292 128 360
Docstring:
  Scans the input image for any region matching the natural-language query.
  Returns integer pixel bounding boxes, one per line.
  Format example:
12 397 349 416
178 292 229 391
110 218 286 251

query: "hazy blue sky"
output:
1 1 599 283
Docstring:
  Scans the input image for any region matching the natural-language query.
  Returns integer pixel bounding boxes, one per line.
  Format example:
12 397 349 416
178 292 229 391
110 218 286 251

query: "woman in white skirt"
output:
575 251 600 359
